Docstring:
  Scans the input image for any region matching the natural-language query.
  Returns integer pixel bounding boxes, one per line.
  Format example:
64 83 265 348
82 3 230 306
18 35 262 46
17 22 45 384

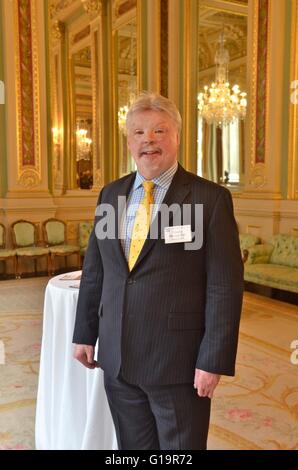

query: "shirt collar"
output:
133 162 178 191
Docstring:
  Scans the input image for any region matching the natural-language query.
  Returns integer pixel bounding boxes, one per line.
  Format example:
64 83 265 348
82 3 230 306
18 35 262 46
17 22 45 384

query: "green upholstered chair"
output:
42 218 81 275
239 234 261 263
11 220 50 279
78 221 94 262
0 223 17 277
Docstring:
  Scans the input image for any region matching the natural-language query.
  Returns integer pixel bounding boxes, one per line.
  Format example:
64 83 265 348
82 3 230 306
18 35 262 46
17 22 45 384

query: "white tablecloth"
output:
35 272 117 450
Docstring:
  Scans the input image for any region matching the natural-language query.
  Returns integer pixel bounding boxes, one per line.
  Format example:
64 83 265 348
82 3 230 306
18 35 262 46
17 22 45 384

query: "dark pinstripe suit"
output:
73 164 244 449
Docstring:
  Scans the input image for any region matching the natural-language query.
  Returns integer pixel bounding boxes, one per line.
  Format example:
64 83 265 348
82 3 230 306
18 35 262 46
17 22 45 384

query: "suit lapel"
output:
131 164 192 271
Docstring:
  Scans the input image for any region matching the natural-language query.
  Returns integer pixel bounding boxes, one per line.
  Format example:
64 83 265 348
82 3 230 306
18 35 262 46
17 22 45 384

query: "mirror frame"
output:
197 0 248 187
192 0 270 193
111 1 139 180
48 0 103 194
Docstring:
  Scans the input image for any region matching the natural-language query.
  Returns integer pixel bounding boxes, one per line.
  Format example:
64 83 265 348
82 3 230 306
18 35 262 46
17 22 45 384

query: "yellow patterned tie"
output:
128 181 155 271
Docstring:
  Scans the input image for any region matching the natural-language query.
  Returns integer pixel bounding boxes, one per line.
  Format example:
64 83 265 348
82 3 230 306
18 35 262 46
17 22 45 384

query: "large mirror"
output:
197 0 248 186
112 2 137 178
49 0 103 193
72 45 93 189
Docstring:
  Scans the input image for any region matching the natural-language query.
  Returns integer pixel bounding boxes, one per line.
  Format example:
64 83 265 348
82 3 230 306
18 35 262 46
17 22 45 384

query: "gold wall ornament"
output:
49 0 77 19
249 163 267 189
18 170 40 189
81 0 102 18
247 0 270 189
14 0 41 187
51 20 65 40
254 0 269 164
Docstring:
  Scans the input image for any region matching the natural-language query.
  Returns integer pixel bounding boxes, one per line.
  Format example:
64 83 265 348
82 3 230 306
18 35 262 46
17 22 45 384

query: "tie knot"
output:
142 181 154 194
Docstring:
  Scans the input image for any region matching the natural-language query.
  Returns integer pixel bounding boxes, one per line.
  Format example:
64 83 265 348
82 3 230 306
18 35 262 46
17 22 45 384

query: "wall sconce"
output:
51 127 61 145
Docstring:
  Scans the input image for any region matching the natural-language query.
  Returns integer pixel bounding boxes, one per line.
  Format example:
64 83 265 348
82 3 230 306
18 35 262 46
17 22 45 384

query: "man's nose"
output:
143 130 155 143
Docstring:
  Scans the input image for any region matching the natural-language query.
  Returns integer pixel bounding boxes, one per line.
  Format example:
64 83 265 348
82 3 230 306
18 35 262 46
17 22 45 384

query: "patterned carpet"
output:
0 278 297 450
209 293 298 450
0 278 48 450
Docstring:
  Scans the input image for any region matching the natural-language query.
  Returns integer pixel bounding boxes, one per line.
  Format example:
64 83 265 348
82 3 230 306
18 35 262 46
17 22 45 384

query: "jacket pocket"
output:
168 313 202 331
98 303 103 318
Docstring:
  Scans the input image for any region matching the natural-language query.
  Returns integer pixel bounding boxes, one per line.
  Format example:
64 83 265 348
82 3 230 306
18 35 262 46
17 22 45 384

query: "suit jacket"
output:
73 164 244 385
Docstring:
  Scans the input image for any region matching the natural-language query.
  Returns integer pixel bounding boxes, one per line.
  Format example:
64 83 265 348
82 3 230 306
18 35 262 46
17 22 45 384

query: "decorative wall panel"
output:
14 0 41 188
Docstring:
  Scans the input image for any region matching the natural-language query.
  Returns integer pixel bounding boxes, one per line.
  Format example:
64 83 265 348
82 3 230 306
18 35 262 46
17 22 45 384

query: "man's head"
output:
126 92 182 179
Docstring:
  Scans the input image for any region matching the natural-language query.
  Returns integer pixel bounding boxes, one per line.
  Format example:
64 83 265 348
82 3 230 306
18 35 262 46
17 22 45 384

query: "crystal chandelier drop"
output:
76 123 92 161
198 32 247 127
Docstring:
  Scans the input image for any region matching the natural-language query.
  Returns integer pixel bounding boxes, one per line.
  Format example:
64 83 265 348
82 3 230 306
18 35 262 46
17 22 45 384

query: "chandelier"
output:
198 32 247 127
118 104 130 133
76 123 92 161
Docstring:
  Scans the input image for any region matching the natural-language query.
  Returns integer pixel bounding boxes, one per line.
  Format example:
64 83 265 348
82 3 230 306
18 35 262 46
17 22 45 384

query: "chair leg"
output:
51 254 55 275
47 254 51 276
13 256 17 280
16 256 20 279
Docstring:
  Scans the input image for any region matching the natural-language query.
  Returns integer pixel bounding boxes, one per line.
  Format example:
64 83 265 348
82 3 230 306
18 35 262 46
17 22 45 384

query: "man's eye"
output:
135 130 144 135
155 129 165 134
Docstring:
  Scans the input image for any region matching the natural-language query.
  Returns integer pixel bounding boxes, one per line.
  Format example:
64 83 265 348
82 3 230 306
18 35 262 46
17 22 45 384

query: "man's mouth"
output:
140 149 162 157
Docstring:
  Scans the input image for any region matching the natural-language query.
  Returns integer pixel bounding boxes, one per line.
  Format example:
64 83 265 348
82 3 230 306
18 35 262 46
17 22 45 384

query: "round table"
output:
35 272 117 450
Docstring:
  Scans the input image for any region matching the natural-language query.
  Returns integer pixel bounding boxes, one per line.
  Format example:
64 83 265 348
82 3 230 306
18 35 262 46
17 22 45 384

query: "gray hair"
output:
126 91 182 133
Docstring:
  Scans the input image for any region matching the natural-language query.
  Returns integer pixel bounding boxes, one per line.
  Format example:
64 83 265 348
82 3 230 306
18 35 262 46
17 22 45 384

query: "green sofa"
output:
244 234 298 294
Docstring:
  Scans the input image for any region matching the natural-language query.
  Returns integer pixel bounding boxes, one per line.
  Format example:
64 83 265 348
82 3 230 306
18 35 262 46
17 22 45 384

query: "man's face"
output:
127 110 180 179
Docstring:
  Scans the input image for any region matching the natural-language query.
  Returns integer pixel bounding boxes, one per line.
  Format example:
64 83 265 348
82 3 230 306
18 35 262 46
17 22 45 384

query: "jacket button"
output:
127 279 135 285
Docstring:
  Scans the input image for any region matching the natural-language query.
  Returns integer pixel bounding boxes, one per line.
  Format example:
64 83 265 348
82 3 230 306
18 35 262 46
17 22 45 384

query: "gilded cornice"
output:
81 0 102 19
49 0 75 19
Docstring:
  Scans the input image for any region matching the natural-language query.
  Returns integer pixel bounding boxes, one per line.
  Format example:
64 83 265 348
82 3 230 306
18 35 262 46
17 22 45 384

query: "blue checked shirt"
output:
120 162 178 260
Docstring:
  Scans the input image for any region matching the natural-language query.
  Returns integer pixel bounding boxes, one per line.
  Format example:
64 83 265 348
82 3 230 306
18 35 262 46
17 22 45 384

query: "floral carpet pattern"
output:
0 278 48 450
0 279 297 450
209 293 298 450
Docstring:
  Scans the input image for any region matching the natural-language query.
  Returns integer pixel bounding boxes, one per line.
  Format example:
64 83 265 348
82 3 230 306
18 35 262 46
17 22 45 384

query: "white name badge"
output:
164 225 192 244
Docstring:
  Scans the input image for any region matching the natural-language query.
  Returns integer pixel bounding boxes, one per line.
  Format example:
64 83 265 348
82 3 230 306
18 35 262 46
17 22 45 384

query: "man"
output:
73 92 243 450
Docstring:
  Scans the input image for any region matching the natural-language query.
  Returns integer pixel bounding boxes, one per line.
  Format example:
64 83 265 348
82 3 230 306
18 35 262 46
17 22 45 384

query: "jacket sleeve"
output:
196 188 244 376
72 193 104 346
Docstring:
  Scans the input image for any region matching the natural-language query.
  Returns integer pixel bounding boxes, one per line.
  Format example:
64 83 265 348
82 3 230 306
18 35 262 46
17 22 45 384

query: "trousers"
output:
104 371 211 450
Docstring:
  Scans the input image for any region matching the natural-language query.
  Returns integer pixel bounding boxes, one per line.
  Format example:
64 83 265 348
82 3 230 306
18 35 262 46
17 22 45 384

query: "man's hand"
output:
193 369 221 399
73 344 99 369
